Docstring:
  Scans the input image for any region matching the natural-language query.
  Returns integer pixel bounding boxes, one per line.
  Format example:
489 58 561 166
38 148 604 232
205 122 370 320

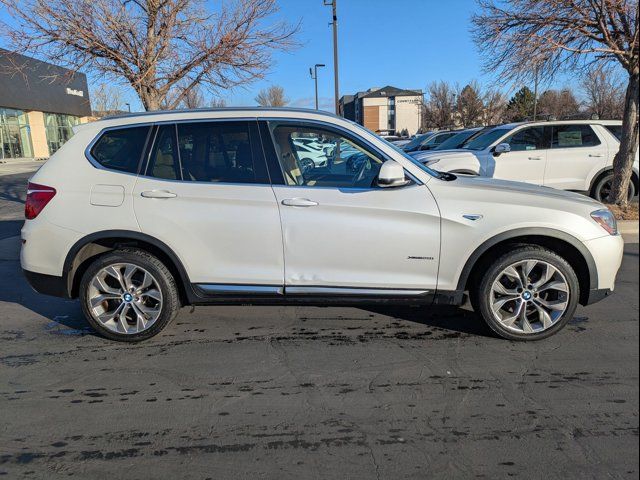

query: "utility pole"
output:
309 64 325 110
532 66 539 121
324 0 340 116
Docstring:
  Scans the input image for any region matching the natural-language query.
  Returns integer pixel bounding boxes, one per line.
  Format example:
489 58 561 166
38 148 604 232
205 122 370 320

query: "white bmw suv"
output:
21 108 624 342
412 120 639 202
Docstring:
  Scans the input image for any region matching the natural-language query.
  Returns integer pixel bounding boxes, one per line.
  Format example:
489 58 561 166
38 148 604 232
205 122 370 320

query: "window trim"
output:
260 118 420 190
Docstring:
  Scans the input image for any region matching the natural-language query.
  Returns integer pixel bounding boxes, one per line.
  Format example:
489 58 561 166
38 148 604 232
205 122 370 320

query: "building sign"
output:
397 98 421 104
66 87 84 97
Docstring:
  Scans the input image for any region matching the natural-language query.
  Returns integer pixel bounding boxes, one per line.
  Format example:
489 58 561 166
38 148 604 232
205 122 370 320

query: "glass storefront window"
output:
44 113 81 155
0 108 33 159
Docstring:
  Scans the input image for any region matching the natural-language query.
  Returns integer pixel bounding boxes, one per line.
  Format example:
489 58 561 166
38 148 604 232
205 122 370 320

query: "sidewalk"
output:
0 158 46 177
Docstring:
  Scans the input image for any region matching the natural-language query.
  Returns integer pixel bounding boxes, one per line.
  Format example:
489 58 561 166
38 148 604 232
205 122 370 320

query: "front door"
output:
486 125 550 185
133 121 284 287
263 121 441 292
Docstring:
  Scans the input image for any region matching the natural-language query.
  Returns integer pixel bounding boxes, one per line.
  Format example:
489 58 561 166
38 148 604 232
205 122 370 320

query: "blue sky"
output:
0 0 575 112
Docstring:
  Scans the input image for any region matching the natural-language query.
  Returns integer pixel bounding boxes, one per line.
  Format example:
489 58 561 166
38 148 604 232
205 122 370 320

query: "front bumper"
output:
585 288 614 305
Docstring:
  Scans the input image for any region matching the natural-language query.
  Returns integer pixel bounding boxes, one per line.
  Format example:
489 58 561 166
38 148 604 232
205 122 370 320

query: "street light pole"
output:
324 0 340 116
309 64 325 110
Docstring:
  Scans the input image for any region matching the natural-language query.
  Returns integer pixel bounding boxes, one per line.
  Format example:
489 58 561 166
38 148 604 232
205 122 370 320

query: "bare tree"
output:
91 82 126 115
180 85 205 109
481 88 507 125
255 85 288 107
582 67 625 119
423 81 456 129
0 0 299 112
473 0 639 205
537 88 580 119
210 98 227 108
456 81 484 127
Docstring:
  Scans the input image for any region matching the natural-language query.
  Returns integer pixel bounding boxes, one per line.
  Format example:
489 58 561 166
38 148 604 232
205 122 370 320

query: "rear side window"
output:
90 126 150 173
551 125 601 148
177 122 256 183
147 125 180 180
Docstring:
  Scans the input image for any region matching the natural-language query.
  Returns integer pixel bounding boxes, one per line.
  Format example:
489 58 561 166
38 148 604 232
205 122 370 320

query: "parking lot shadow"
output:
360 304 495 338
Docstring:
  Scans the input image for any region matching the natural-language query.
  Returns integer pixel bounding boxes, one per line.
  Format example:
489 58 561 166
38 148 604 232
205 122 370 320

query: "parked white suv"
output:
412 120 639 202
21 108 624 342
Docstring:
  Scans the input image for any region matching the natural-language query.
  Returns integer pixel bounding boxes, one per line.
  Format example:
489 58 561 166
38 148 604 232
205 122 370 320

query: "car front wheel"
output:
473 247 579 341
79 249 180 342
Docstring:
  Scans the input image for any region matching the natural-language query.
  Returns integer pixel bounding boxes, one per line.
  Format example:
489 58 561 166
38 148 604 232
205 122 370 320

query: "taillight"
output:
25 182 56 220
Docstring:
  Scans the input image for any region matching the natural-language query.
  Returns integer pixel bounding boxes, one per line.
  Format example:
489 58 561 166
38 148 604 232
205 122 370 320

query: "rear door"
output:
133 120 284 287
488 126 550 185
544 124 606 191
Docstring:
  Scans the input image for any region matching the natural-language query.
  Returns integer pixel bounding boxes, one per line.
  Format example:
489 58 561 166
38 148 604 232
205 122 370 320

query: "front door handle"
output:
141 190 177 199
281 198 319 207
528 156 543 161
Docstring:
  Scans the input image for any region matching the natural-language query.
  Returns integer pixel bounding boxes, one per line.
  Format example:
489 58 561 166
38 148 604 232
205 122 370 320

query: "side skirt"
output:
189 284 466 307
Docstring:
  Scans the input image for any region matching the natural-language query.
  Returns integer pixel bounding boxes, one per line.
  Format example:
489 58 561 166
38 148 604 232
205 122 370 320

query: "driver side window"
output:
269 123 385 189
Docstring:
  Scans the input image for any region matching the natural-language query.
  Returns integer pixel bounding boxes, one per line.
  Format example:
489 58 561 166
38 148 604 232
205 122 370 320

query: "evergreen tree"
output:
506 87 536 121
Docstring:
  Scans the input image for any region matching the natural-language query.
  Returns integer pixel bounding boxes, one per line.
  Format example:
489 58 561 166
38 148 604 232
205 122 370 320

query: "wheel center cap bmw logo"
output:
522 291 532 301
123 293 133 302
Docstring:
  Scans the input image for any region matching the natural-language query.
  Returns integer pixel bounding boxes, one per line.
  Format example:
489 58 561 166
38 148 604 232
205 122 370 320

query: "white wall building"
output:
340 86 423 136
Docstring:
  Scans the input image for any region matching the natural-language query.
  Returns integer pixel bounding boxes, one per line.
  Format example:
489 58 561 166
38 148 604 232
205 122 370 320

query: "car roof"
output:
499 119 622 129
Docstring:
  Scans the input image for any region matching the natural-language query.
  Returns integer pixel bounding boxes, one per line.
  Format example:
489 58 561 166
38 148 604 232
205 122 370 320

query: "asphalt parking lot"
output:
1 171 638 479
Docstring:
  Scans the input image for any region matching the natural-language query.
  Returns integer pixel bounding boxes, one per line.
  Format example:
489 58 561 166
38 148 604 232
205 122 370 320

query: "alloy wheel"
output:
490 260 570 334
87 263 163 334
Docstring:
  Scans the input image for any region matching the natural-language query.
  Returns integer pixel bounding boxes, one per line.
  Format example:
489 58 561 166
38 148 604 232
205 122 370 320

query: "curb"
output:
618 220 639 235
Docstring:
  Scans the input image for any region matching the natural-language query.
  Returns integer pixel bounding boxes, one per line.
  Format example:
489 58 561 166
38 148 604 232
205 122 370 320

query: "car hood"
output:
411 149 476 162
452 175 603 208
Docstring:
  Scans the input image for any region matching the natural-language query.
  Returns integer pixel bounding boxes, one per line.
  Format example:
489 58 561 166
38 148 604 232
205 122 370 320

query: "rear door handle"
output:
141 190 177 199
528 156 543 161
281 198 318 207
589 153 604 158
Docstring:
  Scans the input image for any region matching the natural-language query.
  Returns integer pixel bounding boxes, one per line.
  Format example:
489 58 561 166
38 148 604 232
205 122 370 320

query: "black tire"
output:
472 246 580 341
591 172 636 203
79 248 180 342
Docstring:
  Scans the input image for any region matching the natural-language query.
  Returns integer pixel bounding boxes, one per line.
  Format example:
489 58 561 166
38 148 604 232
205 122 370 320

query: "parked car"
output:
22 108 623 342
401 130 458 153
412 120 639 202
430 127 485 151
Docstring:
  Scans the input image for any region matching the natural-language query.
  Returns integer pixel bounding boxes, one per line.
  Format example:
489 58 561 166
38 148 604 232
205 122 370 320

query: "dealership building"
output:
340 86 423 136
0 49 92 160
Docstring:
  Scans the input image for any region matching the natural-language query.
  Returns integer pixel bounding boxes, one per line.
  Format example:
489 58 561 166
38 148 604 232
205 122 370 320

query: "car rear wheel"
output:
79 249 180 342
473 247 579 341
592 172 636 203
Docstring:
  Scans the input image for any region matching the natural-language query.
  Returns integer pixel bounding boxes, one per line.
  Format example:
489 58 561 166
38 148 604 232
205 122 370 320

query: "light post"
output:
309 64 325 110
323 0 340 115
125 103 131 113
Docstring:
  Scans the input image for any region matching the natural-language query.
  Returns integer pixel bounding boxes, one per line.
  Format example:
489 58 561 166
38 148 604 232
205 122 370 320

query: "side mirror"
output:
493 143 511 155
377 160 410 188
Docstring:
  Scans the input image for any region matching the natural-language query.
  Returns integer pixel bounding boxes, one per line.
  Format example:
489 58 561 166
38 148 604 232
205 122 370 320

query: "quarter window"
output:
551 125 601 148
90 126 150 173
604 125 622 141
269 123 386 189
504 126 549 151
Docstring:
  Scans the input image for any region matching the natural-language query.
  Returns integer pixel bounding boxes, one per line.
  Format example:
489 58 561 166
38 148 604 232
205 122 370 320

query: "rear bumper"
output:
585 288 614 305
23 269 69 298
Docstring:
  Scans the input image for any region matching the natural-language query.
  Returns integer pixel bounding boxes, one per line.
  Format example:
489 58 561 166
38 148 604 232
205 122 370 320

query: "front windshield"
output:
462 128 511 151
402 133 431 151
434 129 478 151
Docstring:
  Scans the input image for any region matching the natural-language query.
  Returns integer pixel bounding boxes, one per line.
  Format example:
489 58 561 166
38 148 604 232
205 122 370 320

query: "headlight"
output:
591 209 618 235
